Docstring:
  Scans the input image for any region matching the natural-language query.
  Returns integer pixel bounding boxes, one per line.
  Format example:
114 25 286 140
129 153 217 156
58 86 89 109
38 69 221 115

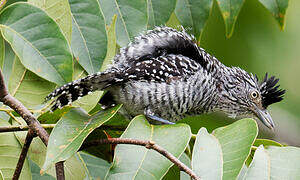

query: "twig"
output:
81 138 200 180
0 124 125 133
0 124 56 133
55 161 65 180
13 129 36 180
0 69 65 179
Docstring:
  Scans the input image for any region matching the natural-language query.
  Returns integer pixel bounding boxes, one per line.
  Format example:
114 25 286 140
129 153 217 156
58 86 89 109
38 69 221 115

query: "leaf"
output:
29 160 55 180
38 107 73 124
8 56 56 108
258 0 289 30
0 33 4 68
79 152 111 180
212 118 258 180
69 0 107 74
266 146 300 179
243 145 270 179
98 0 148 47
42 105 121 171
73 91 104 113
253 138 283 147
28 0 72 44
147 0 176 29
106 115 191 179
165 12 181 29
192 127 223 179
175 0 213 40
0 119 31 180
0 2 73 85
237 164 248 180
1 41 15 86
0 169 3 180
12 118 87 179
216 0 245 38
101 15 117 72
245 138 283 167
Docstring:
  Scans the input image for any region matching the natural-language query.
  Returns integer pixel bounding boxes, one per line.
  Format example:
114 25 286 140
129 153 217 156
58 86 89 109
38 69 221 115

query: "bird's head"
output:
217 67 285 129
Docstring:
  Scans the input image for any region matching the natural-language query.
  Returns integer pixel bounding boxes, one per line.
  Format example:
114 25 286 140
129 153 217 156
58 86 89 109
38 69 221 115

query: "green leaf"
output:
38 107 73 124
79 152 111 180
0 2 73 85
106 115 191 179
0 169 3 180
212 119 258 180
243 145 270 179
98 0 148 47
101 15 117 72
237 164 248 180
216 0 245 38
42 105 121 171
0 33 4 68
258 0 289 30
175 0 213 40
0 119 31 180
73 91 104 113
28 0 72 44
147 0 176 29
29 160 55 180
1 41 15 86
192 127 223 179
12 119 87 179
266 146 300 179
8 56 56 108
69 0 107 74
253 138 283 147
165 12 181 29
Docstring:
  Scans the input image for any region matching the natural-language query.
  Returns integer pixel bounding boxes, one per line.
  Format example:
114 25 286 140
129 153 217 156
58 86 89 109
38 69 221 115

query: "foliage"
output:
0 0 298 180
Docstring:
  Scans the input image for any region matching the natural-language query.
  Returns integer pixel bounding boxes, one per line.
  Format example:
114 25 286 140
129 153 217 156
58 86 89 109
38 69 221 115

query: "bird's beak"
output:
253 107 275 129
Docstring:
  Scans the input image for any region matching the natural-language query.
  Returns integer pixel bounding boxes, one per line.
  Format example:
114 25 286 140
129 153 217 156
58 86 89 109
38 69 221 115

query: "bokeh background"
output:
179 0 300 146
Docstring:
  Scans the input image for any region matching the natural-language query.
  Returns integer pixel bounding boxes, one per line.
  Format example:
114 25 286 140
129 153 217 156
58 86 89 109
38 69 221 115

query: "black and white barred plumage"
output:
46 27 285 128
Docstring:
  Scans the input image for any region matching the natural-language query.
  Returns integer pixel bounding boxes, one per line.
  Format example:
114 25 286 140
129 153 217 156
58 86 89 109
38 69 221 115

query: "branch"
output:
0 69 65 180
13 129 36 180
0 124 56 133
55 162 65 180
0 124 125 133
81 138 201 180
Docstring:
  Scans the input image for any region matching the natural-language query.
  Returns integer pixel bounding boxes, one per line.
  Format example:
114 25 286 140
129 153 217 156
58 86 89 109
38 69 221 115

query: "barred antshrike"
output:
46 27 285 129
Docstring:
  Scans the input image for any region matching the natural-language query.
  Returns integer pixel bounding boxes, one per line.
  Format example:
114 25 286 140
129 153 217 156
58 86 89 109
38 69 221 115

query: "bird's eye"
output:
250 91 259 99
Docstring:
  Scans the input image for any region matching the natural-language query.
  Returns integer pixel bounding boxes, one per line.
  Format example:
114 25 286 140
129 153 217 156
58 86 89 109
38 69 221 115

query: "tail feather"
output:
45 71 116 111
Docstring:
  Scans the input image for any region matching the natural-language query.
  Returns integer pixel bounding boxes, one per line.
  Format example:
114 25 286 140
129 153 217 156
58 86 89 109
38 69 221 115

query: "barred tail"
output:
45 71 116 111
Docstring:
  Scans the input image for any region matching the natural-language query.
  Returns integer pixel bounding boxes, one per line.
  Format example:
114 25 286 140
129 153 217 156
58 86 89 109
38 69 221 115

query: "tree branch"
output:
13 129 36 180
81 138 201 180
55 161 65 180
0 124 126 133
0 69 65 180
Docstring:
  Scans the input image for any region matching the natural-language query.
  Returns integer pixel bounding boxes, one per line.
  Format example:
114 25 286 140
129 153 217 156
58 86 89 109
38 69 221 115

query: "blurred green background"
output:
180 0 300 146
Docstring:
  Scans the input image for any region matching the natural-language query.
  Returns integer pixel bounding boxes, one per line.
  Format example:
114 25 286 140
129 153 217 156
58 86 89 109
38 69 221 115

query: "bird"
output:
45 26 285 129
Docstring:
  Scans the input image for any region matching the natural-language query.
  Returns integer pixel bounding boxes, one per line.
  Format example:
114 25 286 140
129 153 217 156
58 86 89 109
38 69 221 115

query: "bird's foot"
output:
144 108 175 125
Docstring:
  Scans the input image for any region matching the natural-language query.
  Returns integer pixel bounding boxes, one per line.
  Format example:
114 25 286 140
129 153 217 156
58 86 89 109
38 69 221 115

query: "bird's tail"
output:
45 71 116 111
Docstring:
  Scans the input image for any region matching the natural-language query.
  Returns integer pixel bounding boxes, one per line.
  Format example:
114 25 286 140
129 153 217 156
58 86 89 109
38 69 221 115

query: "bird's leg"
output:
144 108 175 125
